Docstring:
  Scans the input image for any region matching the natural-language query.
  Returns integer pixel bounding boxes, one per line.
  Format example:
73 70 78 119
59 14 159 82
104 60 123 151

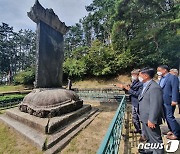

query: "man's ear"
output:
144 74 149 79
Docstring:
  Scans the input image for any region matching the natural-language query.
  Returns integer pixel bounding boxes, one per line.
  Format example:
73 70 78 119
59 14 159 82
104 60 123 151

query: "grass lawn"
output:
62 102 118 154
0 121 42 154
0 85 26 93
0 110 5 114
0 94 25 102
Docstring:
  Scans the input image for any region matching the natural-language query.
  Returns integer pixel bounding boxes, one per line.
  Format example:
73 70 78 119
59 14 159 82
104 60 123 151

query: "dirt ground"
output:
72 75 131 89
61 102 118 154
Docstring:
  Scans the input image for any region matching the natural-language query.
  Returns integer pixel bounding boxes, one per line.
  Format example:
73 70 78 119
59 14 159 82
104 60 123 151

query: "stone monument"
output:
18 0 83 118
0 1 99 153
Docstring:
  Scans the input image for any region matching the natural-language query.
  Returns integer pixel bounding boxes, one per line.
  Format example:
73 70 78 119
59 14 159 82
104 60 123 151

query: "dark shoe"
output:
139 136 147 142
166 134 179 140
130 130 141 134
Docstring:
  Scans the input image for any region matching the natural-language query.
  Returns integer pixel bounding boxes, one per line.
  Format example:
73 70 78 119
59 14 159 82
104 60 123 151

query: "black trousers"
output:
142 122 164 154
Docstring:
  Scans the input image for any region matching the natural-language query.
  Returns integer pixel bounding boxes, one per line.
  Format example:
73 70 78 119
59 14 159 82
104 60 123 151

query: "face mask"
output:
157 71 163 76
138 76 144 82
131 76 137 81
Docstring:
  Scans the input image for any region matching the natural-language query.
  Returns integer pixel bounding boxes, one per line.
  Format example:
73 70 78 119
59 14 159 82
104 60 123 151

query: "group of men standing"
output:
116 65 180 154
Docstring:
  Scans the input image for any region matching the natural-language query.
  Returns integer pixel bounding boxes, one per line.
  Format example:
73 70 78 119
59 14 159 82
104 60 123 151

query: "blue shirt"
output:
159 73 169 88
141 79 152 95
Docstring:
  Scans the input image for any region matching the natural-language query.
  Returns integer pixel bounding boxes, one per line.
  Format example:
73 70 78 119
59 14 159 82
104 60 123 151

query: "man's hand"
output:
148 120 156 129
116 83 124 89
171 101 177 106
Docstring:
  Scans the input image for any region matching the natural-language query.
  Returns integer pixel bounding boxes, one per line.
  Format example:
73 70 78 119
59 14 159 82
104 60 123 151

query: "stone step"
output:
5 107 49 134
47 105 92 134
45 110 100 154
46 108 99 149
5 104 92 134
0 114 47 150
0 106 99 152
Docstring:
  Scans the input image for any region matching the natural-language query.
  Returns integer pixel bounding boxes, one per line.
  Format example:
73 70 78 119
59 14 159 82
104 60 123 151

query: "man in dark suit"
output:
170 68 180 114
157 65 180 140
138 68 164 154
117 69 144 137
128 69 143 134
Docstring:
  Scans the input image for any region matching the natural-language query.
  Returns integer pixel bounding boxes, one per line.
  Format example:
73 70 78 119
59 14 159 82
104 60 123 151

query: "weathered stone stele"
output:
18 0 83 118
28 0 69 88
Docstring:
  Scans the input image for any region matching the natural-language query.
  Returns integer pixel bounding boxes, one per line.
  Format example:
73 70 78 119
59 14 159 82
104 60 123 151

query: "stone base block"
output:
0 105 99 153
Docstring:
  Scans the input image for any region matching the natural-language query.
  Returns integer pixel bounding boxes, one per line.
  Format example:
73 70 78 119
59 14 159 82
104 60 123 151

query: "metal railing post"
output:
97 95 126 154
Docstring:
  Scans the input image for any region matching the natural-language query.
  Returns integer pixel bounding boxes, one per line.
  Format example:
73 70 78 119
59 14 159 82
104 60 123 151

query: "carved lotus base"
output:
19 88 83 118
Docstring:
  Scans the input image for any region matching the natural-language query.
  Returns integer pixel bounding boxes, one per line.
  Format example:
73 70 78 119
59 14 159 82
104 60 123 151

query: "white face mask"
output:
131 76 137 81
138 76 144 82
157 71 163 76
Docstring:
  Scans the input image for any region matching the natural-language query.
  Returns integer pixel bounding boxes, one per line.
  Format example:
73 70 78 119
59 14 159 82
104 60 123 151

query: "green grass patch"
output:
0 110 5 114
0 94 25 110
0 85 25 93
0 122 42 154
0 94 25 102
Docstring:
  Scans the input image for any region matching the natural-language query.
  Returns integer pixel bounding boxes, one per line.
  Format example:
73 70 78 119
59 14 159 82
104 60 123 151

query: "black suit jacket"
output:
128 80 143 107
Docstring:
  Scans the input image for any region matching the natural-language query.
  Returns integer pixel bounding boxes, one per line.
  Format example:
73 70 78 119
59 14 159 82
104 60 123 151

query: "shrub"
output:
14 68 35 85
63 58 87 79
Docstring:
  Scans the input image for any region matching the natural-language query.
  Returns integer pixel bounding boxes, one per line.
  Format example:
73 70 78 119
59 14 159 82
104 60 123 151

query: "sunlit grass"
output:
0 122 42 154
0 85 25 93
0 94 25 101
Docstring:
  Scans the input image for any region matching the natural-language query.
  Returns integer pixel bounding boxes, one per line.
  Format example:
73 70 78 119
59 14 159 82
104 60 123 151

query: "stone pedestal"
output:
19 88 83 118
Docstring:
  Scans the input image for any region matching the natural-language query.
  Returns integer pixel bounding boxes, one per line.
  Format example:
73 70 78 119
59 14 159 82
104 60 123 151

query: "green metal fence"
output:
97 95 126 154
75 88 125 103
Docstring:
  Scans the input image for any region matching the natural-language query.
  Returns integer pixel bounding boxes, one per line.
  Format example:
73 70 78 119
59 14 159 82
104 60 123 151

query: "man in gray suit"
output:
138 68 164 154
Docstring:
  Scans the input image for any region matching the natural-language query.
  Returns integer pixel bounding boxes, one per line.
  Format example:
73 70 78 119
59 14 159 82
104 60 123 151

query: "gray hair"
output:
131 69 140 74
170 68 178 73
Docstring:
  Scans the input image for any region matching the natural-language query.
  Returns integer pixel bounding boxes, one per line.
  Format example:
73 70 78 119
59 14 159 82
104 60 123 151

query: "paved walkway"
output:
120 104 180 154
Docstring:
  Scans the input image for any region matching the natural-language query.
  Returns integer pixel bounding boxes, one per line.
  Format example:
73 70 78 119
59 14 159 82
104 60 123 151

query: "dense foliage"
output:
64 0 180 79
0 23 36 83
14 68 35 85
0 0 180 82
